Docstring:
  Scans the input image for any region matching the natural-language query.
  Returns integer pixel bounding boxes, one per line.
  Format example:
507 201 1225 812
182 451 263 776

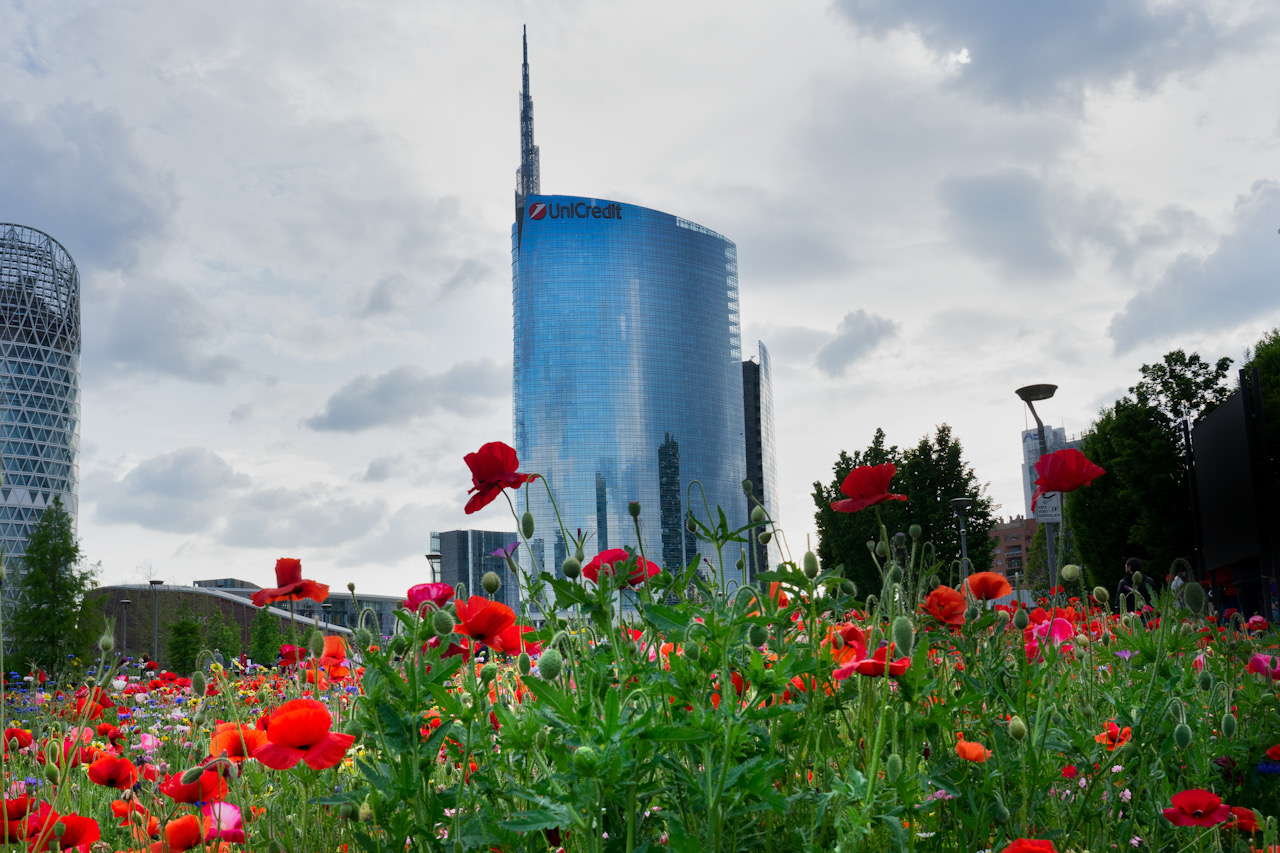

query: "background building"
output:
0 224 80 589
743 342 779 580
511 35 756 585
431 529 521 610
988 515 1038 575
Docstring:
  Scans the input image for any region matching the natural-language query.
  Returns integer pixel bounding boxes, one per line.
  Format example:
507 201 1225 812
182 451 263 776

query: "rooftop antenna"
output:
516 25 540 211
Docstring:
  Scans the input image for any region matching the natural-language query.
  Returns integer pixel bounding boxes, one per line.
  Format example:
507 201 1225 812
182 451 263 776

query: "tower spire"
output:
516 25 540 210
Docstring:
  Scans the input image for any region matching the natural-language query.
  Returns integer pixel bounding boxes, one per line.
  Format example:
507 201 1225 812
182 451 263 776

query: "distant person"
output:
1170 569 1187 602
1117 558 1139 610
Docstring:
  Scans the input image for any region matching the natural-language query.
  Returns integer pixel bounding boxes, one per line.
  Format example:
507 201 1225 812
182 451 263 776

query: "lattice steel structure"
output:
0 224 81 583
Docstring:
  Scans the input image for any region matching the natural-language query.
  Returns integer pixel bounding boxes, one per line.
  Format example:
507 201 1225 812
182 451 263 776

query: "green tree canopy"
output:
813 425 996 599
7 497 98 675
166 606 204 675
249 607 282 666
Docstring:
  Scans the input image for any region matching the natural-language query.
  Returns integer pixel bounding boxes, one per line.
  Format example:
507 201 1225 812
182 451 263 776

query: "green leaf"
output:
637 725 713 743
641 603 692 635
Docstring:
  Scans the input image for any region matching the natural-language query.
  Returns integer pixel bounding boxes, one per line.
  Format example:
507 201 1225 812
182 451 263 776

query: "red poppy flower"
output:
251 698 355 771
488 624 541 656
968 571 1012 601
86 755 138 789
403 582 454 613
1094 721 1131 752
1001 841 1057 853
26 805 99 852
161 814 203 852
250 558 329 607
581 549 661 587
1228 806 1261 833
830 463 907 514
464 441 536 514
209 723 269 765
454 596 517 645
835 644 910 678
3 728 32 752
1162 788 1231 827
278 644 306 667
159 770 229 804
827 622 868 665
923 586 966 627
955 733 991 763
1031 448 1105 511
1267 744 1280 760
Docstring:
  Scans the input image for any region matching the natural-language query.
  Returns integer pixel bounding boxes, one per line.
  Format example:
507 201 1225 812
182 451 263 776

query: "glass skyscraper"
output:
511 32 754 581
0 224 81 577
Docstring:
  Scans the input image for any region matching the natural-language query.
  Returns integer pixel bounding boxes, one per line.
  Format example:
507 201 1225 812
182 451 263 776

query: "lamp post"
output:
119 599 131 660
950 497 974 582
149 579 163 663
425 552 442 585
321 602 332 630
1016 384 1059 593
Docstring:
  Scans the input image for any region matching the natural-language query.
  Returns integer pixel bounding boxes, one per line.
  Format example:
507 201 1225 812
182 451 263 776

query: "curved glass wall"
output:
0 225 81 577
513 196 745 588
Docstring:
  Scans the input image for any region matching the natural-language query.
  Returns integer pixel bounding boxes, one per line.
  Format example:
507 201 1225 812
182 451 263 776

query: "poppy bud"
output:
348 582 356 593
841 581 857 597
928 574 940 590
751 505 767 525
180 766 205 785
572 745 598 774
993 802 1011 825
742 478 754 495
885 753 902 783
52 822 65 839
1074 633 1089 647
561 557 581 580
887 566 902 586
628 501 641 519
432 610 456 638
521 511 535 539
44 765 58 784
339 802 357 820
686 511 698 534
684 643 701 662
309 630 325 660
909 524 922 540
1060 564 1081 583
1132 571 1144 585
875 541 888 558
1222 712 1237 739
355 628 373 649
192 671 208 696
748 624 768 648
1182 582 1206 615
891 616 914 658
1009 715 1028 741
964 605 980 622
98 629 114 654
1173 722 1193 749
735 555 745 574
803 551 819 578
538 648 563 680
1092 586 1110 605
482 572 501 594
358 803 373 822
517 652 531 677
758 530 772 545
480 663 498 684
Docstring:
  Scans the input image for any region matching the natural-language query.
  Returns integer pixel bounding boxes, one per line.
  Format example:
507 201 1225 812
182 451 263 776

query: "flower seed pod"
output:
561 556 581 580
1182 581 1206 615
192 671 208 697
517 652 531 677
628 501 641 519
538 648 563 680
964 605 980 622
742 479 754 495
1013 608 1030 630
751 505 767 525
339 802 357 821
1173 722 1193 749
521 511 535 539
432 609 456 637
841 580 857 597
481 572 501 594
908 524 922 541
347 582 356 593
885 753 902 783
52 822 65 839
180 766 205 785
865 540 876 553
1060 564 1081 583
354 628 373 649
1221 712 1237 739
748 624 768 648
758 530 772 545
803 552 819 579
358 803 373 822
98 629 114 654
480 663 498 684
891 616 914 658
1092 586 1110 605
309 630 326 660
1009 715 1028 741
875 541 888 558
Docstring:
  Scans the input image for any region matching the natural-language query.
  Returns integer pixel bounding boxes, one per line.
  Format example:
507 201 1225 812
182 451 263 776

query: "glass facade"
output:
0 224 80 583
433 529 523 610
512 196 746 583
742 341 779 579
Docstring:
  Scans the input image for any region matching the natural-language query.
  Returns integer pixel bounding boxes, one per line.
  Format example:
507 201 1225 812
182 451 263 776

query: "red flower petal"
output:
830 463 907 513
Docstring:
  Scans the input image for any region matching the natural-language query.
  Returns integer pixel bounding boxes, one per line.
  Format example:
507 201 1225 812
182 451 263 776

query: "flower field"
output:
1 443 1278 852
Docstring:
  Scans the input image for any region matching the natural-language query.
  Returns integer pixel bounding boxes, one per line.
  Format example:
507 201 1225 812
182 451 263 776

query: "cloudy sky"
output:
2 1 1277 596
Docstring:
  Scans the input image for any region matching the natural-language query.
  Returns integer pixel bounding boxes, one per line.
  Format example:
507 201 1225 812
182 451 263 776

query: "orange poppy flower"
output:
160 815 203 853
826 623 868 665
967 572 1012 601
488 624 541 656
86 754 138 789
955 733 991 762
209 723 269 764
923 586 966 627
1094 721 1131 751
455 596 517 645
251 698 355 771
250 558 329 607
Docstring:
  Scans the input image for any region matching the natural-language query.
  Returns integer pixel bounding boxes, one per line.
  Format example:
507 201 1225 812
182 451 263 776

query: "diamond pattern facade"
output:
0 224 80 576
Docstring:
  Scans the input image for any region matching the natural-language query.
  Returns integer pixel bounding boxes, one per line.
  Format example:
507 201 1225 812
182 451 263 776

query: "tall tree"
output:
813 425 996 598
249 607 282 666
7 497 98 675
166 605 203 675
1129 349 1234 430
1244 328 1280 517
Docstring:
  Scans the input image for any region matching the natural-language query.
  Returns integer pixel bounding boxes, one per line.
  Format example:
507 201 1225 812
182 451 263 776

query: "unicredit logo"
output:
527 200 623 221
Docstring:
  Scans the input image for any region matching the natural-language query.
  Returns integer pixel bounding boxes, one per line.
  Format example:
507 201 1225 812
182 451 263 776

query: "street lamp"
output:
321 602 332 629
149 579 163 663
1015 384 1059 593
119 599 131 659
425 552 442 584
949 497 974 582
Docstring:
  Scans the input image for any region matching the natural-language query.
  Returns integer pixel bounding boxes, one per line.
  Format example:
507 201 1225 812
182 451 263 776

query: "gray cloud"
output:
360 455 403 483
84 278 241 385
834 0 1268 106
1109 179 1280 351
360 274 413 316
0 100 175 270
93 447 250 533
938 169 1072 278
220 486 387 549
815 310 899 376
305 360 508 432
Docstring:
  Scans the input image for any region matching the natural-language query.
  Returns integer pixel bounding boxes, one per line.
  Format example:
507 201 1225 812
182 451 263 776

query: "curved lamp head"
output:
949 497 974 512
1015 384 1057 403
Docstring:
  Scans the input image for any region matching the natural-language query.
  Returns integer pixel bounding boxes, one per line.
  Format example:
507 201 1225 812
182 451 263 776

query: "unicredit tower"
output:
512 28 764 581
